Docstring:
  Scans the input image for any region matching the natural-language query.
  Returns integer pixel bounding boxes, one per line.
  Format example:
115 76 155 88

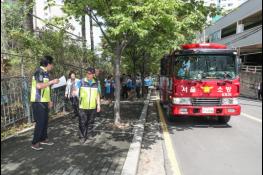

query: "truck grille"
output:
192 98 222 106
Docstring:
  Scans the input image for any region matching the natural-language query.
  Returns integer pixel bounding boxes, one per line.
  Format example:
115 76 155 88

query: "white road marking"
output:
241 113 262 123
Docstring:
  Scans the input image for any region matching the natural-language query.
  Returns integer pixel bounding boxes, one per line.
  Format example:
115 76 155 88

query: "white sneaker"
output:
31 145 44 151
40 141 54 146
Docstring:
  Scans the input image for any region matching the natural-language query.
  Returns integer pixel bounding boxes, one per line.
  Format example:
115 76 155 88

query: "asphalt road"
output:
163 98 262 175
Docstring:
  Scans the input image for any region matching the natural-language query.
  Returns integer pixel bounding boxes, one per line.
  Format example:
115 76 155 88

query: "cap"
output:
86 67 95 74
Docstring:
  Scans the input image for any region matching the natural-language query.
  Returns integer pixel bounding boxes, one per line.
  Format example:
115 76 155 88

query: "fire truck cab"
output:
160 43 241 124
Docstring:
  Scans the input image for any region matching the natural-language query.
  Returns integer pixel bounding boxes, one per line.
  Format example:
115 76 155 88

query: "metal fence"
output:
1 77 31 130
242 65 262 73
1 76 68 131
0 52 90 131
0 49 110 131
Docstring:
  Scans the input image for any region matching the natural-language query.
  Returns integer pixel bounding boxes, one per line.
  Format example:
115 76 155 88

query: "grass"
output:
1 122 34 140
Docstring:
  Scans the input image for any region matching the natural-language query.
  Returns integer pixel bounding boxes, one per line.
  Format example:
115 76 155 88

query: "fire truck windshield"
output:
174 55 237 80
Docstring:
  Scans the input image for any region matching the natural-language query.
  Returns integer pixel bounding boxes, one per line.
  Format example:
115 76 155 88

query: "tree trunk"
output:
88 9 95 66
81 15 87 64
24 0 34 33
89 15 94 52
114 42 122 125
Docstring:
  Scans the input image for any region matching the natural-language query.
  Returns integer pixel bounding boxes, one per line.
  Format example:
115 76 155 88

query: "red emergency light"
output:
182 43 227 50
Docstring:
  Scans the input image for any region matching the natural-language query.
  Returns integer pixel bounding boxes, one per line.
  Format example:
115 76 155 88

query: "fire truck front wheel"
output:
218 116 231 124
166 106 174 122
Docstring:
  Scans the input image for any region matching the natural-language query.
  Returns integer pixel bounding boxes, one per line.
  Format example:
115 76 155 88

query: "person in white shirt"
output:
258 82 262 100
135 75 142 98
65 71 80 116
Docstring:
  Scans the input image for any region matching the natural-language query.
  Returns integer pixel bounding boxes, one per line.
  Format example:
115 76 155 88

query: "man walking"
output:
30 56 59 151
135 75 142 98
77 67 101 144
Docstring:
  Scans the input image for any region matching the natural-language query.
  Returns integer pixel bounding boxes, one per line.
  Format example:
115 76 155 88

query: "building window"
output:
242 11 262 31
210 30 221 42
221 23 236 38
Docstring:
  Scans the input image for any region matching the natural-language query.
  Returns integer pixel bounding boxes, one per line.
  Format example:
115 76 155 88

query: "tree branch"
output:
88 9 113 47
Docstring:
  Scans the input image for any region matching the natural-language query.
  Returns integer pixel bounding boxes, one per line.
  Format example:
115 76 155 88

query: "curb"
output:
239 95 261 101
121 90 151 175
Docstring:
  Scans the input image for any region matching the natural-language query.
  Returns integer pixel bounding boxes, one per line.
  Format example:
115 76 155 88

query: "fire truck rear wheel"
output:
218 116 231 124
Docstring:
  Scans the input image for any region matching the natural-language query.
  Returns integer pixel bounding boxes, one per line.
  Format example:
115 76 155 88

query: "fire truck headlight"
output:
173 98 191 105
222 98 239 105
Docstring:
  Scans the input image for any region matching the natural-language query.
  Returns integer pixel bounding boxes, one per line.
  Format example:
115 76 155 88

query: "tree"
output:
22 0 34 33
63 0 218 125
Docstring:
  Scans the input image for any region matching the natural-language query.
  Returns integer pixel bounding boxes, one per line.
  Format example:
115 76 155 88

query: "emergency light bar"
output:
182 43 227 50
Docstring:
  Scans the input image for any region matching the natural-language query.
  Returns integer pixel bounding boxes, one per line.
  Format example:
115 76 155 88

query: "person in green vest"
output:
77 67 101 144
30 56 59 151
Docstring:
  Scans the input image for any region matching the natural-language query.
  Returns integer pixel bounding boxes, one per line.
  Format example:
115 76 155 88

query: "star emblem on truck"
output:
201 86 213 93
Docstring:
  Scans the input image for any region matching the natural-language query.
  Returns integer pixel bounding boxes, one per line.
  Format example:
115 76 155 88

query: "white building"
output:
220 0 248 11
203 0 248 10
203 0 248 23
33 0 102 48
203 0 219 6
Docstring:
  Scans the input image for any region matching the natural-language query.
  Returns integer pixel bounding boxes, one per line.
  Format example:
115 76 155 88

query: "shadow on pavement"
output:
1 103 143 175
140 90 164 150
165 116 232 132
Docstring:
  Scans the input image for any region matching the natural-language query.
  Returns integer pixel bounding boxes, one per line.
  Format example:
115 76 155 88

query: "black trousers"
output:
122 85 128 99
78 109 97 139
145 86 149 95
258 90 262 100
70 97 79 116
32 102 49 144
136 87 141 98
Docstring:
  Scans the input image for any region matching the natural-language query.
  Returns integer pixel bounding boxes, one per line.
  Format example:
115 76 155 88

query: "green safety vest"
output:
30 67 51 103
79 78 99 110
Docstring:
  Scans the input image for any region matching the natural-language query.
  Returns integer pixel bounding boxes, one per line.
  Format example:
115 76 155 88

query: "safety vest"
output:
30 67 51 103
79 78 99 110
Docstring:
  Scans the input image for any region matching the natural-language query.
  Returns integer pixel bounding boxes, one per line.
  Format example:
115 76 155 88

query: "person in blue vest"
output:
144 75 152 95
126 75 133 99
77 67 101 144
30 56 59 151
104 76 112 102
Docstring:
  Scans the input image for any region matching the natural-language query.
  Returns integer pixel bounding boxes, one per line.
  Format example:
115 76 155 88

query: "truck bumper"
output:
171 105 241 116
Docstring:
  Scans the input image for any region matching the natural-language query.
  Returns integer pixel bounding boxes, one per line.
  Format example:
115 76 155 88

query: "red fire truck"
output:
160 43 241 123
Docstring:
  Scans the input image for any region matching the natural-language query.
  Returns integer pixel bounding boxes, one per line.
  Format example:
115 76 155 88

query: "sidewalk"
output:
137 90 166 175
1 103 144 175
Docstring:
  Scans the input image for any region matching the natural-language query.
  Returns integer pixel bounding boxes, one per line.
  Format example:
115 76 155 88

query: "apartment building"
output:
33 0 102 47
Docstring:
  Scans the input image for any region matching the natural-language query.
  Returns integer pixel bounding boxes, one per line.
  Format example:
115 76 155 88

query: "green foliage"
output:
2 1 94 77
63 0 218 67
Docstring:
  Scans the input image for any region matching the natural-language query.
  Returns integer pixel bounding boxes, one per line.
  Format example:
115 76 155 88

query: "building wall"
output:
205 0 262 35
240 71 262 99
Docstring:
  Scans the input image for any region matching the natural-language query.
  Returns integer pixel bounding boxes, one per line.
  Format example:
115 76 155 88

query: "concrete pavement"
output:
137 92 262 175
137 91 166 175
160 97 262 175
1 103 144 175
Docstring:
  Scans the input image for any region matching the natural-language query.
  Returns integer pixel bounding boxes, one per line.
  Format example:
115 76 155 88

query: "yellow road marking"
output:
157 101 182 175
241 113 262 123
